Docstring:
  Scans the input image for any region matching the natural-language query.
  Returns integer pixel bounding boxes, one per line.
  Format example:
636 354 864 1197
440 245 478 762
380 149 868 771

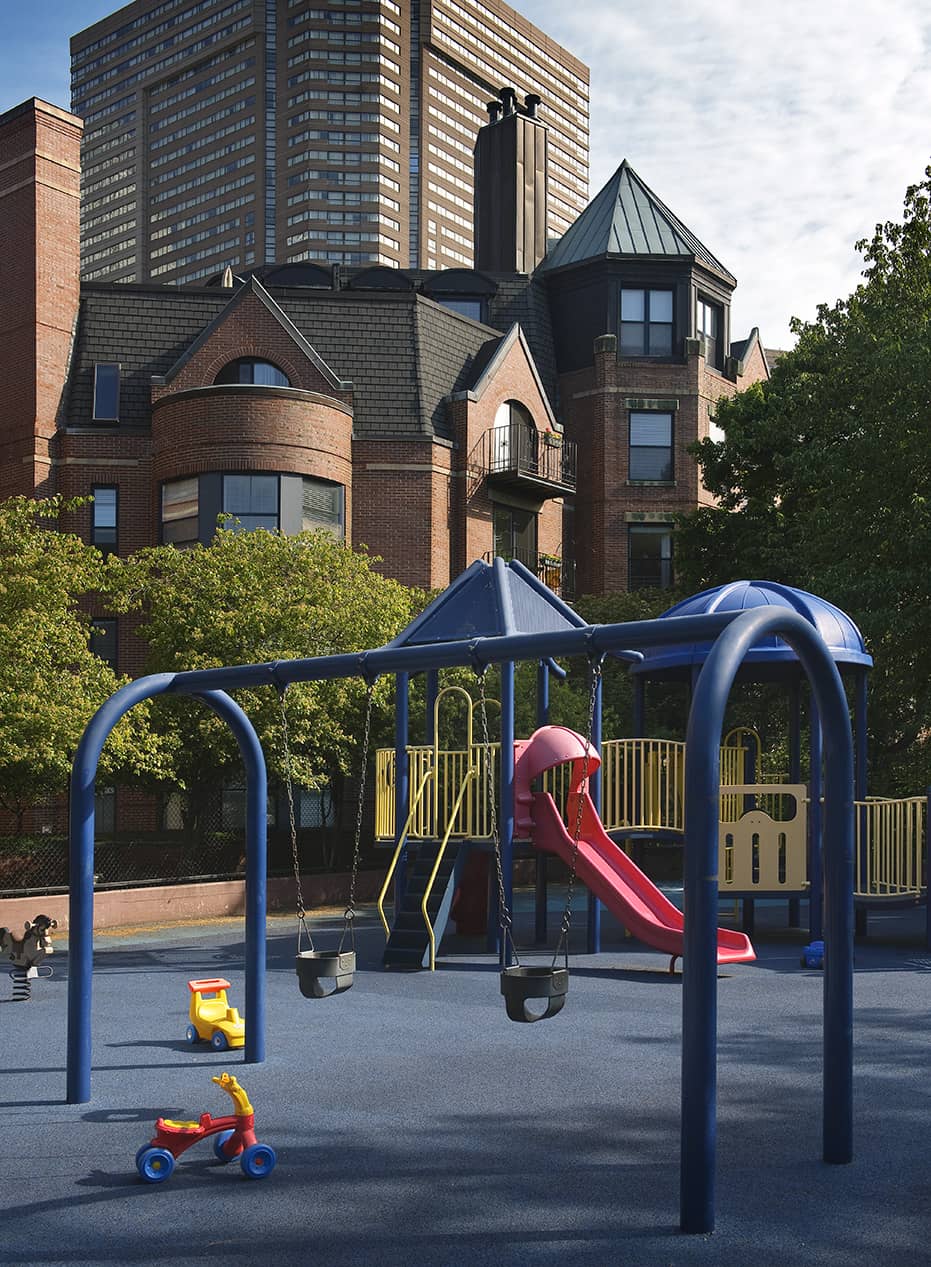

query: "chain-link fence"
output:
0 781 382 899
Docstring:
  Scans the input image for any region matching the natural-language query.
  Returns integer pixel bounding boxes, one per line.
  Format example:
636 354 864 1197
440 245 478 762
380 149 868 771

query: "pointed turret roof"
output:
541 161 735 284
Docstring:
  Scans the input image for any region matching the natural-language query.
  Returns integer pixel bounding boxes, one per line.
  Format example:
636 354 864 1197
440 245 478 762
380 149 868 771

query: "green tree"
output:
109 526 416 837
0 496 162 829
676 165 931 787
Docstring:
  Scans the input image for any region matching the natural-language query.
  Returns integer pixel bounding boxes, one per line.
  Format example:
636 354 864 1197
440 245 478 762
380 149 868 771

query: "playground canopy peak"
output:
389 557 589 648
631 580 872 680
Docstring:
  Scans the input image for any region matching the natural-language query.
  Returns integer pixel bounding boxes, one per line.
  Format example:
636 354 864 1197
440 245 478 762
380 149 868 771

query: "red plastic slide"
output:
513 725 754 966
532 791 755 965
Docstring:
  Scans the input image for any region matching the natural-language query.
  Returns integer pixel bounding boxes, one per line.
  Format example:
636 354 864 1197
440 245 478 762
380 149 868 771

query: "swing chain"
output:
344 680 377 925
555 656 603 955
477 670 516 956
278 688 313 950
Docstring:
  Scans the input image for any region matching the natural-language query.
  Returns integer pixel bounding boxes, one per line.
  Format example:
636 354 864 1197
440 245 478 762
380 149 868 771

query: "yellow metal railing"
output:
374 744 498 842
855 796 926 899
376 767 434 939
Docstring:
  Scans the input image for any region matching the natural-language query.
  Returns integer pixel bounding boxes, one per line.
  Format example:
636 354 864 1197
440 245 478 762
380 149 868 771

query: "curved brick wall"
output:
152 385 353 487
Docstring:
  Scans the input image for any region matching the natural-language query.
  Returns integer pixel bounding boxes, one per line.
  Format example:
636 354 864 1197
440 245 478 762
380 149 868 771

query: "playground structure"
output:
66 559 862 1235
373 580 927 964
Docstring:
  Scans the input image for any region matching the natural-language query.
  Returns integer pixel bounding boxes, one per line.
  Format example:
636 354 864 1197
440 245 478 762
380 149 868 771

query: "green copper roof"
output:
541 160 735 283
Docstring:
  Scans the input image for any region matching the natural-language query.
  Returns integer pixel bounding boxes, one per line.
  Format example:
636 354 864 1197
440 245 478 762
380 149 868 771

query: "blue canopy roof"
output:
389 558 587 648
631 580 872 677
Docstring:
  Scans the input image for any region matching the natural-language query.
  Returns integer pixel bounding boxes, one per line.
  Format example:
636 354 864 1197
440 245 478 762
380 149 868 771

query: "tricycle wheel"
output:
135 1143 155 1169
211 1029 229 1051
213 1128 237 1163
137 1147 175 1184
240 1143 276 1179
185 1024 200 1044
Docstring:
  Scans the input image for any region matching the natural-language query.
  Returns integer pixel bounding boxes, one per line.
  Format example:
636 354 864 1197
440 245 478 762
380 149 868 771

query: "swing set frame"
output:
65 603 855 1235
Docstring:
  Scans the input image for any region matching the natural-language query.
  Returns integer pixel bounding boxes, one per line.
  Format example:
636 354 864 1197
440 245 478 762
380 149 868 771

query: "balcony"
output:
473 423 577 496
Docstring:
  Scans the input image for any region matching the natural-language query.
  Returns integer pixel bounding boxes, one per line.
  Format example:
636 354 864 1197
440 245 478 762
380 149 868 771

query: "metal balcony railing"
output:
477 423 577 492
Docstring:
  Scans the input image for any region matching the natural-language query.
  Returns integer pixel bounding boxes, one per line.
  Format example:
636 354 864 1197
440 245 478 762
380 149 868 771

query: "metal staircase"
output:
382 840 461 970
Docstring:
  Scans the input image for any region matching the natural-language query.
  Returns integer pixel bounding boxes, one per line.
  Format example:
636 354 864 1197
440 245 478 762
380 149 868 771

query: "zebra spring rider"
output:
477 656 602 1023
279 673 378 998
0 914 57 1001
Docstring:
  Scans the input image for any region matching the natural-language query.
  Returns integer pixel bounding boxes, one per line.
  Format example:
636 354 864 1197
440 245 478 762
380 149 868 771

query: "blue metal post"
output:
809 699 824 941
587 668 603 953
788 679 803 927
67 679 266 1104
633 676 645 738
394 672 410 910
500 659 515 965
425 669 439 745
535 661 550 944
681 607 854 1233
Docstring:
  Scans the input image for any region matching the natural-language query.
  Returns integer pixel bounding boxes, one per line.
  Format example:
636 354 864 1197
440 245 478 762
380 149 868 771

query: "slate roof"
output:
61 281 518 440
541 160 735 284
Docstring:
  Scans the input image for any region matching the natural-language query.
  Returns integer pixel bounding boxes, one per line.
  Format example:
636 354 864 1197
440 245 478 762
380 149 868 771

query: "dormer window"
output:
620 289 673 357
214 358 290 387
92 363 121 422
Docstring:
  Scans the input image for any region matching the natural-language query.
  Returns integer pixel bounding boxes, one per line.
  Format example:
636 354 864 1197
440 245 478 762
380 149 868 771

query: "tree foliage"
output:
676 166 931 786
0 497 163 825
108 526 417 819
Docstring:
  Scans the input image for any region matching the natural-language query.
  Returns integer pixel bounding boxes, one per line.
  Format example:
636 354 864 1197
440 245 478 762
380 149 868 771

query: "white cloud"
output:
514 0 931 347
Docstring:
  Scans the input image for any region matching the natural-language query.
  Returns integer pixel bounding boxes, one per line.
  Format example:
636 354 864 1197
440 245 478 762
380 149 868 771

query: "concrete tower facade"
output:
70 0 589 284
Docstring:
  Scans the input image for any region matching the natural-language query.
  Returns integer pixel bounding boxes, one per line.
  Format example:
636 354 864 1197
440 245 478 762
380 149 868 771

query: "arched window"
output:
214 358 290 387
491 400 538 474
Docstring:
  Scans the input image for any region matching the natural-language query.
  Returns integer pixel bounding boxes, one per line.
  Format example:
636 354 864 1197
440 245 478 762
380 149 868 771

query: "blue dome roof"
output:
632 580 872 676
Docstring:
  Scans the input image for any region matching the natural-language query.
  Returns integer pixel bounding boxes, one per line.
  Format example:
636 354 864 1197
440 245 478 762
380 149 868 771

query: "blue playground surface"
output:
3 896 930 1267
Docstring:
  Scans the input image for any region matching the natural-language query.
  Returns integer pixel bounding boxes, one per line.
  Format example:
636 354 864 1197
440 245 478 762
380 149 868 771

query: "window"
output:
629 525 674 589
492 400 537 474
697 297 723 369
89 617 118 670
162 476 199 545
493 504 537 568
302 477 344 539
92 363 121 421
223 473 279 531
629 412 673 482
95 786 117 833
91 485 118 553
214 358 290 386
620 289 673 357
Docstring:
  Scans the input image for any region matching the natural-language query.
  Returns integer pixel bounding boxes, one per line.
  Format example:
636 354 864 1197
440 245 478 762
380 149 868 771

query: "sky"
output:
2 0 930 348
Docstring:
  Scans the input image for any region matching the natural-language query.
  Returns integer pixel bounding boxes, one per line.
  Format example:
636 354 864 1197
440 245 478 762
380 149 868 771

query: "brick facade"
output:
0 99 82 500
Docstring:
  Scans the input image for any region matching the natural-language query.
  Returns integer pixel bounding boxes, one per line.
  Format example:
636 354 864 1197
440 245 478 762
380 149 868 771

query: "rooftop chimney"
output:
474 89 549 275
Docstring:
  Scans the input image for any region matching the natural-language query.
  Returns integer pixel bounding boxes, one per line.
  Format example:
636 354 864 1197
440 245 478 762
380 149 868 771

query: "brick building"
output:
0 91 769 685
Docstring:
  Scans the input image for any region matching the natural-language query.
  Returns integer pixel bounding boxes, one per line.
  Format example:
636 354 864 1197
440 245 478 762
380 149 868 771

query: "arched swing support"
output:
64 608 854 1245
67 675 268 1107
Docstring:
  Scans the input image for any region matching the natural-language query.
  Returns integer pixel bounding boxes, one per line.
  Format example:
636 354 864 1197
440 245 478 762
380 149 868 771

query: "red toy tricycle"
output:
135 1072 276 1183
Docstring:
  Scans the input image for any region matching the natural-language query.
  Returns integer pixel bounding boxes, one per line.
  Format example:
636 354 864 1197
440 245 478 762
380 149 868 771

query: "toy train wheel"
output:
137 1147 176 1184
296 949 355 998
240 1142 277 1179
500 965 569 1023
185 1024 200 1044
211 1029 230 1051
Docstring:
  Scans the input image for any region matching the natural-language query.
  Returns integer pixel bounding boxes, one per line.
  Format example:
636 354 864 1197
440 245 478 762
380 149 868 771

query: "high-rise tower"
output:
71 0 589 284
